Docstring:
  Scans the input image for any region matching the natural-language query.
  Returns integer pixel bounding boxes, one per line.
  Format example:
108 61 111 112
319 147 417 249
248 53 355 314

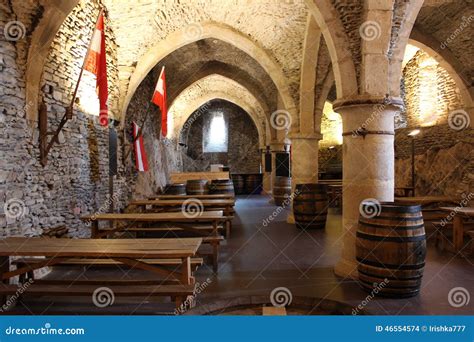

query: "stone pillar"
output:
269 140 287 202
262 148 272 195
333 98 402 279
287 133 322 223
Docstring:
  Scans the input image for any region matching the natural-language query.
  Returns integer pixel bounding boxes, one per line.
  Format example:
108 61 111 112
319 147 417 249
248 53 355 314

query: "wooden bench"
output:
0 283 195 310
125 228 224 272
11 257 204 281
432 221 474 253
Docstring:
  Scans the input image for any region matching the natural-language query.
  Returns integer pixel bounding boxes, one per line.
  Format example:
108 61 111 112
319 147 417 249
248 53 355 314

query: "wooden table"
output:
0 237 202 309
149 194 234 200
439 207 474 250
81 211 226 238
131 199 235 236
394 196 458 206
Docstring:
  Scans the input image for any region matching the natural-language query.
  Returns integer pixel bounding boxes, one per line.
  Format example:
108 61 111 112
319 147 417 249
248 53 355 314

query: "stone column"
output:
333 98 402 279
262 148 272 195
269 140 287 202
287 133 322 223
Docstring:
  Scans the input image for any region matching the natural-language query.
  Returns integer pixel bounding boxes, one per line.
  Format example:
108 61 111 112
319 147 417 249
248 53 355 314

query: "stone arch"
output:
386 0 425 97
314 71 335 132
122 21 296 125
304 0 358 99
408 32 474 116
169 75 268 148
299 13 321 134
25 0 80 122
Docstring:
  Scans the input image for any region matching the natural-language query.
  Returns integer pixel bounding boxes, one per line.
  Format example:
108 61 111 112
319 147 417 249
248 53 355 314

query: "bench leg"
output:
0 256 9 306
212 242 219 273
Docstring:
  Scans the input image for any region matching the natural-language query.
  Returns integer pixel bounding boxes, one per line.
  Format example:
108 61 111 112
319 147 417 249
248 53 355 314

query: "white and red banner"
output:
151 66 168 137
84 12 109 127
132 122 149 172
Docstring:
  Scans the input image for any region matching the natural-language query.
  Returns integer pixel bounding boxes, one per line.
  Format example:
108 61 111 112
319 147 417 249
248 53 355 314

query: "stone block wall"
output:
1 0 134 238
182 100 261 174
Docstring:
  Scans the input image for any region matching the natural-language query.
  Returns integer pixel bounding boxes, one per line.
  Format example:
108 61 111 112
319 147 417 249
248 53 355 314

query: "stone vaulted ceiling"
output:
103 0 308 105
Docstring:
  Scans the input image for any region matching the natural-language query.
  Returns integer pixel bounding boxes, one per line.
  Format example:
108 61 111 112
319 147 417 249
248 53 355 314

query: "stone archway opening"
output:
179 99 261 175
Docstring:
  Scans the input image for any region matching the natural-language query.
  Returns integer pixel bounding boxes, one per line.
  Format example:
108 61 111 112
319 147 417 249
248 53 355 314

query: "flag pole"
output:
67 8 104 119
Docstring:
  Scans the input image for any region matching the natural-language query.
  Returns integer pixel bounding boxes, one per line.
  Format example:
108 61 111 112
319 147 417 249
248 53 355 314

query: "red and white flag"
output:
132 122 149 172
84 12 109 127
151 66 167 137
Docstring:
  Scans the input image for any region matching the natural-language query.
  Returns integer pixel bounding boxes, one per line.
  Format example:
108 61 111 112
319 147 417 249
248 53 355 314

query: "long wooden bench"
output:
12 257 204 281
0 283 195 310
432 221 474 253
124 228 224 272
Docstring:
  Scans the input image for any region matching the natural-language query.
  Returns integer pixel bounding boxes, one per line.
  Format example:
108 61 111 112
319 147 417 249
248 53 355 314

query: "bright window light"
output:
203 112 228 152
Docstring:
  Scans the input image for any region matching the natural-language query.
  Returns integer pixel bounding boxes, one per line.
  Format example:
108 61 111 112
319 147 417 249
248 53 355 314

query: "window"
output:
203 112 228 152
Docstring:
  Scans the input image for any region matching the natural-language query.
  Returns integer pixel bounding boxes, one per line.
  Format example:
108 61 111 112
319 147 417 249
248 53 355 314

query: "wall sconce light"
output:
407 129 420 137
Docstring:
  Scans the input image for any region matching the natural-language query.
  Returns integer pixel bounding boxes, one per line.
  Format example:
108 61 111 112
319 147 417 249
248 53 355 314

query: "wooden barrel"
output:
210 179 234 195
163 183 186 195
356 202 426 298
186 179 209 195
293 183 328 229
245 174 263 195
232 175 245 195
273 177 291 206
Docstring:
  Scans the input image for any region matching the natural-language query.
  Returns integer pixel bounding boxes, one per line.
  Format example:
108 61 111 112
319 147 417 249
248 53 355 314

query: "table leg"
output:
91 221 99 238
225 207 231 238
181 256 192 285
453 216 464 251
0 256 10 305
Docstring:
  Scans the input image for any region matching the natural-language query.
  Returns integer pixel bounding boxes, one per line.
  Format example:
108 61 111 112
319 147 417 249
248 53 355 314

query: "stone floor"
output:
10 195 474 315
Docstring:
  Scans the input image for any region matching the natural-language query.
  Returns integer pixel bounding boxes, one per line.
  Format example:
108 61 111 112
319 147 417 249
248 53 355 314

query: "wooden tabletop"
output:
81 211 225 222
131 199 235 206
149 194 234 200
439 207 474 217
394 196 458 204
0 237 202 258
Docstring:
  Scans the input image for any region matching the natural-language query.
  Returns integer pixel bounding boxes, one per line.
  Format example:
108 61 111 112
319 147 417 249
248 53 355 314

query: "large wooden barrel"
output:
163 183 186 195
273 177 291 206
210 179 234 195
186 179 209 195
245 174 263 195
356 201 426 298
293 183 328 229
231 175 245 195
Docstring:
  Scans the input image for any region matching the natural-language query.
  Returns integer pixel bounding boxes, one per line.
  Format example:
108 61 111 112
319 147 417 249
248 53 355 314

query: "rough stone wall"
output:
182 100 260 174
0 0 129 238
395 126 473 197
124 67 180 196
402 50 464 127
